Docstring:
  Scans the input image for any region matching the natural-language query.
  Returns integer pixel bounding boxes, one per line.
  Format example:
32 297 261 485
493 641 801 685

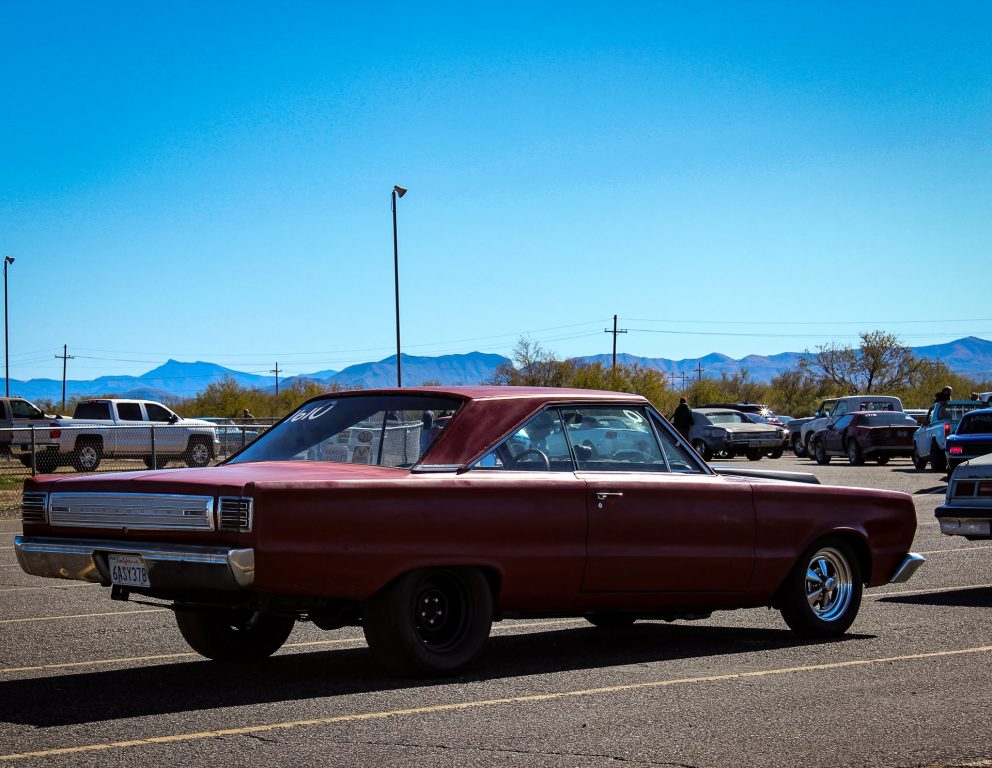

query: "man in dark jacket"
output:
934 386 953 404
671 397 694 438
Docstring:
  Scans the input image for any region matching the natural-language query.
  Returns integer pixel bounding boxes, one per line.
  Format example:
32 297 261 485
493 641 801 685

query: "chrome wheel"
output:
804 547 854 622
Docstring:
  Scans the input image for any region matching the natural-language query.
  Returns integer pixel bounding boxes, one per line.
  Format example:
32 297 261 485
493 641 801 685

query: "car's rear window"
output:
229 395 463 468
957 413 992 435
73 402 112 419
859 413 918 426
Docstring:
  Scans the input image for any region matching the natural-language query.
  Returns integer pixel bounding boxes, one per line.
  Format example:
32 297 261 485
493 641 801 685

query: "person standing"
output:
671 397 694 439
934 386 953 404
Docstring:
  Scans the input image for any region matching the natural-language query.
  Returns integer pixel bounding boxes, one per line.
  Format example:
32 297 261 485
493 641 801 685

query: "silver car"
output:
687 408 788 462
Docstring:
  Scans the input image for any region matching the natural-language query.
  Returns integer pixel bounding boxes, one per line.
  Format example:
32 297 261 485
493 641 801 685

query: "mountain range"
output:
6 337 992 403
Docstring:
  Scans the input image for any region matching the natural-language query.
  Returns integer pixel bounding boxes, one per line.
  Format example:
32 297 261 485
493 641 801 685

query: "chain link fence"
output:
0 422 270 510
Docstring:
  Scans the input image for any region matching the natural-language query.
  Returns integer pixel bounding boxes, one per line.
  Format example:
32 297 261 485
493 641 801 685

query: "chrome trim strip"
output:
14 536 254 590
48 492 215 531
889 552 926 583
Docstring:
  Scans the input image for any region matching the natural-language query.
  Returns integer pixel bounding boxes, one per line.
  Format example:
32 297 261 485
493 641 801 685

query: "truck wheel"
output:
813 439 831 465
911 445 927 470
930 440 947 472
778 538 862 638
184 438 212 468
176 608 295 662
692 440 713 462
792 434 805 457
847 441 864 466
72 440 102 472
143 456 169 469
745 449 763 461
362 567 493 677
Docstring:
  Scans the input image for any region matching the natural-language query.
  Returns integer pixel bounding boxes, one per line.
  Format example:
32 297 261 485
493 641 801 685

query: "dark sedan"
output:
811 411 919 466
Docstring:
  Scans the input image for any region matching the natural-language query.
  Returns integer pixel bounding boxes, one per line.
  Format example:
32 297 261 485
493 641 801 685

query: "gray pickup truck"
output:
911 400 985 472
31 399 219 472
787 399 838 457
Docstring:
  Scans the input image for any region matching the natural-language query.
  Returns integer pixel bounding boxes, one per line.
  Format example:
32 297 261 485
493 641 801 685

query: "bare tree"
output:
800 331 929 393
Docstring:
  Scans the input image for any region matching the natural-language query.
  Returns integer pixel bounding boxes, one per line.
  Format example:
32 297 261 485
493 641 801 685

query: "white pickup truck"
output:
32 399 219 472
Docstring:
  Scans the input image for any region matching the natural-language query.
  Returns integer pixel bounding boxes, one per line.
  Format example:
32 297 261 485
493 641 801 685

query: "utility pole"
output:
696 361 705 382
603 314 628 370
55 344 74 412
680 371 689 390
668 371 678 389
271 362 281 398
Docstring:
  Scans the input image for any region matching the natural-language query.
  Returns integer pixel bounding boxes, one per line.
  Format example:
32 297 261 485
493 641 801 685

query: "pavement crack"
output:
244 732 279 745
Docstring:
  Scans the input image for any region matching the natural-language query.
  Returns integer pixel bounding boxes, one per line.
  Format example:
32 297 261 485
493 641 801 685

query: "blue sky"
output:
2 1 990 383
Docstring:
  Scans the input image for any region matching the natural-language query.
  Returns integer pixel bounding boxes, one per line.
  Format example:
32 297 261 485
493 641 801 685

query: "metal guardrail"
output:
0 423 270 477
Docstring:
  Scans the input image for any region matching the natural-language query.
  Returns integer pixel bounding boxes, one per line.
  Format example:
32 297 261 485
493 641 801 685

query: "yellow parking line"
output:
0 609 168 625
2 644 991 762
872 582 992 598
0 583 95 594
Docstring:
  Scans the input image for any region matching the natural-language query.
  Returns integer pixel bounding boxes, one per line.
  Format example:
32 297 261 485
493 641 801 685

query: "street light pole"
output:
391 185 407 387
3 256 13 397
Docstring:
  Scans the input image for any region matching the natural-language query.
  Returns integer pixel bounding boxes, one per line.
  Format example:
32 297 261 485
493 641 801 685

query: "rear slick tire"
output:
931 441 947 473
362 567 493 677
175 608 295 662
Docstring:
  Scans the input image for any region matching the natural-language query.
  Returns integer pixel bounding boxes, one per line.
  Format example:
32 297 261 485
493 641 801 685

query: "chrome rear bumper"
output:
14 536 254 590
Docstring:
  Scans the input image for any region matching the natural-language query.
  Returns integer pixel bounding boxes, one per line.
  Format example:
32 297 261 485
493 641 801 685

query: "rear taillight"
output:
49 421 61 439
949 445 963 455
944 422 951 436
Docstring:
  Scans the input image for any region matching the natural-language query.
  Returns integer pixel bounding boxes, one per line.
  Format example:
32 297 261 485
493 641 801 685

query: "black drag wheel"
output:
847 441 864 466
362 567 493 677
767 448 784 459
185 438 212 468
779 538 863 638
745 449 763 461
792 434 805 457
931 441 947 472
875 455 890 465
175 608 295 662
911 445 927 470
586 613 637 629
813 440 831 465
72 440 102 472
692 439 713 462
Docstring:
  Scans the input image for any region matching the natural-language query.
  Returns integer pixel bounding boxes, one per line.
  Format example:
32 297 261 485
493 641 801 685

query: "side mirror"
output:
168 414 179 424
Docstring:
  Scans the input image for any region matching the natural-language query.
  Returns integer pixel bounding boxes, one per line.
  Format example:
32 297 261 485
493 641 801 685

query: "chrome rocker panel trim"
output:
14 536 254 590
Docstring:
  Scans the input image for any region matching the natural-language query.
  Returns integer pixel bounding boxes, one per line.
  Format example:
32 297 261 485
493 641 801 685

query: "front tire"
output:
778 538 863 638
175 608 295 662
362 567 493 677
767 448 784 459
745 449 763 461
792 434 805 457
847 440 864 466
911 445 927 470
692 439 713 462
813 439 831 465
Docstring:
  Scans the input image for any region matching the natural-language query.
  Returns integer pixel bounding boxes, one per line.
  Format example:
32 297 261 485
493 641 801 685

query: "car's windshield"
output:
229 395 463 467
859 413 918 426
956 412 992 436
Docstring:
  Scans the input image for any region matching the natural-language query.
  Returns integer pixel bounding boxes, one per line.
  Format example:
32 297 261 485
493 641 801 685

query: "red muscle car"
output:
15 387 924 676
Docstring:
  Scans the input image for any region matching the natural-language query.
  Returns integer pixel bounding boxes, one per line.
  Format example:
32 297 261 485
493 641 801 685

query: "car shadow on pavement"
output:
0 622 868 728
876 585 992 608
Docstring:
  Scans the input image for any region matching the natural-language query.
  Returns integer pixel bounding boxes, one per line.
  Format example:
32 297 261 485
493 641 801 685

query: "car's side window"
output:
473 409 574 471
560 406 665 472
145 403 174 423
10 400 41 419
649 413 706 473
116 403 144 421
833 415 853 431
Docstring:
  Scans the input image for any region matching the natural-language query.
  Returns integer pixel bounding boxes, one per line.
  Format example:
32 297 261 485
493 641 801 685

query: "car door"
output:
823 415 853 454
145 402 185 452
570 406 755 594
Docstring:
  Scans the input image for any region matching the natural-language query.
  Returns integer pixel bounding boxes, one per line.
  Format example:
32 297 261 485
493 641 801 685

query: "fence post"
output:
241 426 246 450
151 424 157 469
30 426 36 476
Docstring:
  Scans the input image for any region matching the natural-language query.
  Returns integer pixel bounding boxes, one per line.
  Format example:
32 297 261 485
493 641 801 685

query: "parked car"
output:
935 451 992 540
904 409 928 427
687 408 787 461
809 411 919 466
741 411 790 457
945 408 992 471
788 399 839 458
800 395 903 457
0 397 61 462
15 386 924 677
911 400 986 472
701 403 784 426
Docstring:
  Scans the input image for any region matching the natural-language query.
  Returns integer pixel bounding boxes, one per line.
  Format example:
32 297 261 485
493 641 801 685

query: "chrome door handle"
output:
595 491 623 508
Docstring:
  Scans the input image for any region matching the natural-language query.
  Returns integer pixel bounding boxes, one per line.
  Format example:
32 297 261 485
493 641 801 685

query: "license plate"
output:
748 440 763 447
108 553 150 588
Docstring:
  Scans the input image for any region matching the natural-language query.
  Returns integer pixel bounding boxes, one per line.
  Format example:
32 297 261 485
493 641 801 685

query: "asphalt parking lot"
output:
1 457 990 767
